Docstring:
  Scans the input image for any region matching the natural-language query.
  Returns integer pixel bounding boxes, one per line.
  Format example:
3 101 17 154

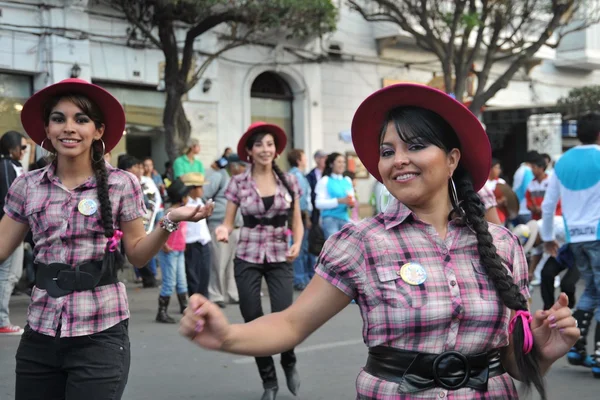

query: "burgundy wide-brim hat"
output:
21 78 125 153
237 121 287 162
351 84 491 191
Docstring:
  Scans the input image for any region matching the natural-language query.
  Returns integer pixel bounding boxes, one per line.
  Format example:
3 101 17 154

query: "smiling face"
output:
377 107 461 210
331 155 346 175
44 96 104 161
247 133 277 167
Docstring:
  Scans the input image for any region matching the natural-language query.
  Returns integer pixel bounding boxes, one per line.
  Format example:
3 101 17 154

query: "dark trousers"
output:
15 320 130 400
185 241 211 297
541 257 579 310
234 257 296 389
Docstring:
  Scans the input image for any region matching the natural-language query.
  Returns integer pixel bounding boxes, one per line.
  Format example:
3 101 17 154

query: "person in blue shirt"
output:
287 149 313 291
541 112 600 378
315 152 355 239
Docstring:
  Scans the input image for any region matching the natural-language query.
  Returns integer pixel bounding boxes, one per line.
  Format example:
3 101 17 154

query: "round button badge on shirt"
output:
399 263 427 285
78 199 98 216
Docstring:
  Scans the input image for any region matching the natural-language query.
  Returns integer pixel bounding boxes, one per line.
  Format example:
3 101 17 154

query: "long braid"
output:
272 161 295 231
92 140 124 272
453 168 545 399
92 142 114 238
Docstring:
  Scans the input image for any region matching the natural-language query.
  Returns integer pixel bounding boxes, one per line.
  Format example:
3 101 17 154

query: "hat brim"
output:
237 124 287 162
351 84 491 191
21 79 125 154
523 220 540 253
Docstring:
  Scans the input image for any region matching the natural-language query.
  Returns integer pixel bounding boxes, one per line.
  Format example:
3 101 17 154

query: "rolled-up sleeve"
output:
314 226 364 299
118 173 147 222
4 174 28 224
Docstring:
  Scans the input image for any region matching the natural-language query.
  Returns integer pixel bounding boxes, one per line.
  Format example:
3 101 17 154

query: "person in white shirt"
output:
541 113 600 376
485 158 506 191
181 173 213 298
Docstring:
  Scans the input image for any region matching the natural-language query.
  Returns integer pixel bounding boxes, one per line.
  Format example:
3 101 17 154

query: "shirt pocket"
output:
25 201 51 233
471 260 498 301
374 264 428 309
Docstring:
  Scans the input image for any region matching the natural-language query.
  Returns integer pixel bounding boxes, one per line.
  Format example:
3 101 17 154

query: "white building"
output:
1 0 599 202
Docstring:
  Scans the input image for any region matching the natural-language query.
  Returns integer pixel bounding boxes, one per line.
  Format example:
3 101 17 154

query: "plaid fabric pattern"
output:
4 162 146 337
477 186 498 211
225 168 300 264
315 198 529 399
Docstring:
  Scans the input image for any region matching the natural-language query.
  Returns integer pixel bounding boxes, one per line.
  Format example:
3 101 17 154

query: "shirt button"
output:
439 392 446 398
450 280 457 286
441 247 448 255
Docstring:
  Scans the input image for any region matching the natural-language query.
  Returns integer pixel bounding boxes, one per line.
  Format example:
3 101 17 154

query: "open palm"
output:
531 293 579 363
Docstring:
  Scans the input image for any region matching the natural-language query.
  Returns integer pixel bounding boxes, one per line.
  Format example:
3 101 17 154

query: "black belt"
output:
35 261 118 298
364 346 505 393
243 214 287 228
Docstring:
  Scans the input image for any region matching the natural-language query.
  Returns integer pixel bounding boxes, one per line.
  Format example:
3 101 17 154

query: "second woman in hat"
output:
215 122 303 400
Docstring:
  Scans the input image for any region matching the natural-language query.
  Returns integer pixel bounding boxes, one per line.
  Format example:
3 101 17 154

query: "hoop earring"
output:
449 177 465 217
91 139 106 163
40 138 55 154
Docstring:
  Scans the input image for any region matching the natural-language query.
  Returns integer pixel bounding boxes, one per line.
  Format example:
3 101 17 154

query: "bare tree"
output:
348 0 600 115
101 0 337 160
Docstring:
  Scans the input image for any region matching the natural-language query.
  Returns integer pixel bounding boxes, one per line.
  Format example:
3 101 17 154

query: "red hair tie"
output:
509 310 534 354
107 230 123 253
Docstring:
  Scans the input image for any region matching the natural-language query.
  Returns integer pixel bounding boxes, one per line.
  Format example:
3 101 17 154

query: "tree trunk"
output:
176 101 191 151
163 87 181 161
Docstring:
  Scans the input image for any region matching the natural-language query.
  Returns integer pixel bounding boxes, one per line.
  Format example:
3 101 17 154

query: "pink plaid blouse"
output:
315 198 529 399
225 168 300 264
4 162 146 337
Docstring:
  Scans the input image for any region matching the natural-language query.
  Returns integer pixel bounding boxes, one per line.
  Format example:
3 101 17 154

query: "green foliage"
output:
557 85 600 117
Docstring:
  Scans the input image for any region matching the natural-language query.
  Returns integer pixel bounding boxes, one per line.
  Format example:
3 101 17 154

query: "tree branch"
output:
117 1 163 49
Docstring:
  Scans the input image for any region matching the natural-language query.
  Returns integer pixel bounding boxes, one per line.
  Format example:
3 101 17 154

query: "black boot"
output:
156 296 176 324
592 323 600 378
567 309 594 367
177 292 188 314
140 266 157 288
261 387 278 400
283 366 300 396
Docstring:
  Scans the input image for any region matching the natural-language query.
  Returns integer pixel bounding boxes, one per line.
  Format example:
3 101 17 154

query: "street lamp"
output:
70 63 81 78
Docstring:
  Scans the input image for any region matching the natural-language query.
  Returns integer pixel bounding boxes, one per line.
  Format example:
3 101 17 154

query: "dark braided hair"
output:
246 131 296 231
381 106 546 399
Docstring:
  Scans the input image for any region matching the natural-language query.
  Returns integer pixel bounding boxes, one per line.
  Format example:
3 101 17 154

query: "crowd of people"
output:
0 77 598 400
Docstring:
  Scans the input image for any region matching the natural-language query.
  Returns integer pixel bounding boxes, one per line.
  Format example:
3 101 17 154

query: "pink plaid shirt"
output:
315 198 529 399
4 162 146 337
477 186 498 211
225 168 300 264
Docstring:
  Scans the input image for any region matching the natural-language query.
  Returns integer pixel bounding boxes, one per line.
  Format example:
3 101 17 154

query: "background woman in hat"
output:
214 121 303 400
181 85 579 399
0 78 213 400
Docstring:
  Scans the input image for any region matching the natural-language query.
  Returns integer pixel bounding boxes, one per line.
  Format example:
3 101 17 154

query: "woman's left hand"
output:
531 293 579 364
170 203 215 223
286 242 301 263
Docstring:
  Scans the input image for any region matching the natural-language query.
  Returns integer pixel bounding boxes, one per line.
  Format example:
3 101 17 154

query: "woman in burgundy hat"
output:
182 85 578 399
214 121 304 400
0 78 213 400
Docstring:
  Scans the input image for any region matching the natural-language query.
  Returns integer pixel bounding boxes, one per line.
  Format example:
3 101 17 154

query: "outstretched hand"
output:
179 294 231 351
531 293 579 364
169 203 214 223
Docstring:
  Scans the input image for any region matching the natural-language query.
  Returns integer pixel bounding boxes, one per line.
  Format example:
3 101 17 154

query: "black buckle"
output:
432 351 471 390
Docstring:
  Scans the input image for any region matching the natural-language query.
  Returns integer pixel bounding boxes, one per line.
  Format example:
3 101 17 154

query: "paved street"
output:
1 280 598 400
